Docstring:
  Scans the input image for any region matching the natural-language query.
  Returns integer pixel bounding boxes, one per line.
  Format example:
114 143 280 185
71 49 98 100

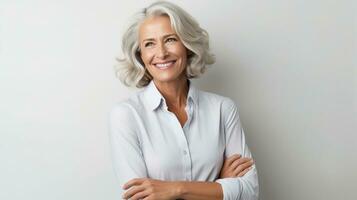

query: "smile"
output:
154 61 176 69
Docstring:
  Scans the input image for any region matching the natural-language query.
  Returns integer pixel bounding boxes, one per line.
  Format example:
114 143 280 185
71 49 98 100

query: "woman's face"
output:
139 15 188 84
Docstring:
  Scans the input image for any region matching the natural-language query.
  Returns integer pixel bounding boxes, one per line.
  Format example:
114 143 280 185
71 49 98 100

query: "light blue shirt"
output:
109 80 259 200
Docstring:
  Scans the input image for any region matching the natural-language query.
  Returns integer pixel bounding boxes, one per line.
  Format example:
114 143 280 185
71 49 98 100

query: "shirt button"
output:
183 150 187 155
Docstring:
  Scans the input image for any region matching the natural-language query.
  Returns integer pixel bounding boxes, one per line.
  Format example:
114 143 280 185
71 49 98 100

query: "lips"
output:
153 60 176 69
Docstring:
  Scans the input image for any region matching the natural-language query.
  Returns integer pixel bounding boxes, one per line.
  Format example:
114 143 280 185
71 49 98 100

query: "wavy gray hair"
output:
116 1 215 88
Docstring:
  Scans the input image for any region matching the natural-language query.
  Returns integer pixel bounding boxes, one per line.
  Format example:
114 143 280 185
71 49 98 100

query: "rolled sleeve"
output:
216 178 243 200
216 166 259 200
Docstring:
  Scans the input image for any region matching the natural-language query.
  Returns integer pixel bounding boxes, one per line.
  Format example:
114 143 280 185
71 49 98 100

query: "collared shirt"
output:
109 80 259 200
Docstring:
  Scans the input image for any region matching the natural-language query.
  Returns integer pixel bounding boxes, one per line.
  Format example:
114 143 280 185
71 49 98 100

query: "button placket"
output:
165 104 193 181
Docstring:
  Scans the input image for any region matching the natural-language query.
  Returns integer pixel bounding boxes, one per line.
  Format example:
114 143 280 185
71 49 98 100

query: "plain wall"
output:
0 0 356 199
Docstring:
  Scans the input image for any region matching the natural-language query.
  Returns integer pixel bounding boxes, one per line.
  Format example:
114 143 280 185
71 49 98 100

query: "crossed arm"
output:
121 154 254 200
110 99 259 200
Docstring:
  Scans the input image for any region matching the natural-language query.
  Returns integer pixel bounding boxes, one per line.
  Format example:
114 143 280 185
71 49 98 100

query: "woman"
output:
109 1 259 200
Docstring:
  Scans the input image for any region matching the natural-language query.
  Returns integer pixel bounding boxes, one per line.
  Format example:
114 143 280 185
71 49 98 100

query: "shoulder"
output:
109 91 147 123
196 89 240 124
109 98 144 136
197 89 238 110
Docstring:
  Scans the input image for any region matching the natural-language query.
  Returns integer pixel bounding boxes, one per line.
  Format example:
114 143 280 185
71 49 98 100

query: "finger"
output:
143 195 152 200
229 158 250 171
237 167 253 177
225 154 241 165
229 158 252 170
122 186 145 199
123 178 145 190
233 160 254 175
129 190 150 200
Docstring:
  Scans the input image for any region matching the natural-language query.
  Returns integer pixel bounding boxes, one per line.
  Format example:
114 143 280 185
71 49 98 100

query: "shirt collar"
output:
143 80 199 111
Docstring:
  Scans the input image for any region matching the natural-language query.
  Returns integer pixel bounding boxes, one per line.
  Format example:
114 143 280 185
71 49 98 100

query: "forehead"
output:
139 15 176 40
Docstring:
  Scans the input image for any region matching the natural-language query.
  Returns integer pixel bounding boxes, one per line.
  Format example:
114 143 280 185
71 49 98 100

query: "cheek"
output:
179 51 188 64
177 46 188 60
140 51 153 65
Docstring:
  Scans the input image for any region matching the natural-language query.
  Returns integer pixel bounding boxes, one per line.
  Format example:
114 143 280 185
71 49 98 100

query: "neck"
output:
153 77 189 109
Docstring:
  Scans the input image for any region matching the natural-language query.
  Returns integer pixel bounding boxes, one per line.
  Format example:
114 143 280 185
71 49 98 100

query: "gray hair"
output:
115 1 215 88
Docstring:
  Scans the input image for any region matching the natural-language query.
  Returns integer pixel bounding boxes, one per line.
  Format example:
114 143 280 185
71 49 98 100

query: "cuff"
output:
215 178 242 200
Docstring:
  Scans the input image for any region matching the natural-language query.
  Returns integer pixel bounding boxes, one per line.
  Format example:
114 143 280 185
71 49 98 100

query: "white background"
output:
0 0 356 199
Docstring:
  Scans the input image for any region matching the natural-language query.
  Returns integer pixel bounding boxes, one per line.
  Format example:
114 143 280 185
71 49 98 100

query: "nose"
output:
156 43 168 59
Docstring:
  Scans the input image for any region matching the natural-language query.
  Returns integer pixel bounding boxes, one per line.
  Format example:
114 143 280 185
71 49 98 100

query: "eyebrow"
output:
142 33 177 43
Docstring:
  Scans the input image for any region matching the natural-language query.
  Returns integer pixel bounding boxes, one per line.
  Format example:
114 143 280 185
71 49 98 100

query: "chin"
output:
154 74 187 84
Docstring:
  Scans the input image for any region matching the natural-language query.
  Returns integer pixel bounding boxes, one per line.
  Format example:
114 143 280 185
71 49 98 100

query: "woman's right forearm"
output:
175 181 223 200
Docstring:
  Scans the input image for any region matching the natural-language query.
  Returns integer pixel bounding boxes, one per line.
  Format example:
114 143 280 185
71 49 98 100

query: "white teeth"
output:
155 61 174 68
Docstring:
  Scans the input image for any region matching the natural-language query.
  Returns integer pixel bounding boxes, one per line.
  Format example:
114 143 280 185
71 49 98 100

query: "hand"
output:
219 154 254 178
122 178 180 200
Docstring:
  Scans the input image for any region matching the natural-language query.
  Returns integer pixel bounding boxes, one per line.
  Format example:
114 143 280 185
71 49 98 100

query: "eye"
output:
166 37 177 43
144 42 154 47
